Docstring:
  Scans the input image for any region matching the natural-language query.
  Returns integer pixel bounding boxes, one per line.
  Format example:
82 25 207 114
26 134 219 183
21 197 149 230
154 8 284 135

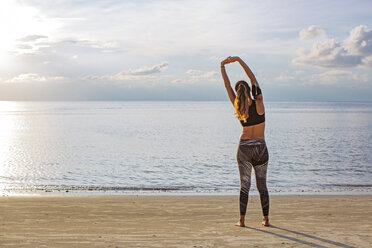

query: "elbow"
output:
254 94 263 101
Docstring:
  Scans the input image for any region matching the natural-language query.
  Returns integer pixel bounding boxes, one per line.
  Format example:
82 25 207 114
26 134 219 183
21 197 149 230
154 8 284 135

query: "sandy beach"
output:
0 195 371 247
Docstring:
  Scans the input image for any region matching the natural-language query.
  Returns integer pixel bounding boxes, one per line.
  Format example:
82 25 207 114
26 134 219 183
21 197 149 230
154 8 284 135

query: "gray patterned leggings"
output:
236 139 269 216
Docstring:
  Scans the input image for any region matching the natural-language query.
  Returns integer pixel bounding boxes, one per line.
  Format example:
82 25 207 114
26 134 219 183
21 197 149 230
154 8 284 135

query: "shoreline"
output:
1 195 371 247
2 189 372 197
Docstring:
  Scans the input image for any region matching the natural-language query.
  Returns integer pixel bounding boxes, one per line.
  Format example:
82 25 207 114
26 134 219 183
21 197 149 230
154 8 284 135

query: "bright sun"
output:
0 0 60 64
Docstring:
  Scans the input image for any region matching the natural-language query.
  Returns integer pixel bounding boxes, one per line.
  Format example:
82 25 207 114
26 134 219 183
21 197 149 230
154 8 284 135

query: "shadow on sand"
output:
244 225 355 248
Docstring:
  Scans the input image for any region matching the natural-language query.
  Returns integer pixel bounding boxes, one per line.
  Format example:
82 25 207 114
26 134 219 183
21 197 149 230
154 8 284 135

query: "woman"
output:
221 56 270 227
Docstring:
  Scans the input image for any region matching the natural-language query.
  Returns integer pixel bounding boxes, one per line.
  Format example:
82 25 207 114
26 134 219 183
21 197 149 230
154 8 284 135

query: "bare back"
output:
241 122 265 139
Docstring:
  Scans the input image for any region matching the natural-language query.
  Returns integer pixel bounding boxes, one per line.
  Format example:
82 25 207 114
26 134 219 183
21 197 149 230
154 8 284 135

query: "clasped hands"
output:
221 56 241 67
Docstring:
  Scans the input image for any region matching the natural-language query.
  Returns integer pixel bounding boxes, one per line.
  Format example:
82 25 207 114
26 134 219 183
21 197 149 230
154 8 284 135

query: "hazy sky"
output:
0 0 371 101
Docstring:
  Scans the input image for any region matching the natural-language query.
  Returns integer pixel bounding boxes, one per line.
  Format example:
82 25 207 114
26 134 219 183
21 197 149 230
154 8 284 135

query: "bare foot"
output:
235 221 245 227
262 217 270 227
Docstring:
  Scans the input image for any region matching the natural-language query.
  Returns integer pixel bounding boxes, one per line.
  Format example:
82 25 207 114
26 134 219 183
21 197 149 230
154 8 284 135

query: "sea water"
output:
0 101 371 195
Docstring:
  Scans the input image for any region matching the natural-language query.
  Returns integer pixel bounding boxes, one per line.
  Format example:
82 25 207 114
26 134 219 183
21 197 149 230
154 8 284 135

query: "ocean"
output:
0 101 371 195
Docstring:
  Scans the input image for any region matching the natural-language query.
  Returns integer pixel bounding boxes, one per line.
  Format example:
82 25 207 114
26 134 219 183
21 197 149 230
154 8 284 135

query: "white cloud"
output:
293 39 361 67
344 25 372 55
121 62 169 76
362 55 372 67
275 74 294 81
171 79 183 84
18 35 48 42
68 39 121 51
184 69 218 83
5 73 65 83
13 38 122 56
308 70 369 85
13 34 51 55
299 25 325 40
293 70 305 75
186 69 217 77
16 44 33 50
186 69 201 75
208 55 225 61
293 25 372 68
84 62 169 82
204 71 218 78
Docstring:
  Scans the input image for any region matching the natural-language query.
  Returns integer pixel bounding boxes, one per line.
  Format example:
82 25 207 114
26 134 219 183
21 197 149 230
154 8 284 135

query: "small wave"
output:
3 184 202 192
325 184 372 188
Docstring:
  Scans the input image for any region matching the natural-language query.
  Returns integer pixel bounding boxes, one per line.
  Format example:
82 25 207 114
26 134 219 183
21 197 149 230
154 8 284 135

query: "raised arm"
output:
229 56 259 87
221 57 236 105
230 56 264 113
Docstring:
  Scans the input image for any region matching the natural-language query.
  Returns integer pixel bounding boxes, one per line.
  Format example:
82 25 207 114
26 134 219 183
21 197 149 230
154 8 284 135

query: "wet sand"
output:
0 195 371 247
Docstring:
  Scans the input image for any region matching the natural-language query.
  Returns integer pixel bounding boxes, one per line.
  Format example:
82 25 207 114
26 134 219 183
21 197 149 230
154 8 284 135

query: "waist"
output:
239 138 266 146
240 133 265 140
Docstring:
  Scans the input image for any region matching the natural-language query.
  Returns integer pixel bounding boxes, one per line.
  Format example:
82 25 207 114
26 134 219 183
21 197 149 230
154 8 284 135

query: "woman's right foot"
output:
262 217 270 227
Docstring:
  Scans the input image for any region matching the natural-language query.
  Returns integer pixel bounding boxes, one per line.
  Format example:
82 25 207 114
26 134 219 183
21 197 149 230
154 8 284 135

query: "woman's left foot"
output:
235 221 245 227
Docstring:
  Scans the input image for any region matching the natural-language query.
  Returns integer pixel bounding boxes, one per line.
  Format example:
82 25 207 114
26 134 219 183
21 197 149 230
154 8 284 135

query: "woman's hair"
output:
234 80 252 123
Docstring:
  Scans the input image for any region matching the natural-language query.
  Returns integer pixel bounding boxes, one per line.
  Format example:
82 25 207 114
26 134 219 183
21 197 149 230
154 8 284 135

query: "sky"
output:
0 0 371 101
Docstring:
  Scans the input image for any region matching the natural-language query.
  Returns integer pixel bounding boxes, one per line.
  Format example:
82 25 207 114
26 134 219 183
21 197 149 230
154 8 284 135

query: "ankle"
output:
240 215 245 222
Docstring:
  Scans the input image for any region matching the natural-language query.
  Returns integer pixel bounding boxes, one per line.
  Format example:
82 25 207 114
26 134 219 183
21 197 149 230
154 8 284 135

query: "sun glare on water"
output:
0 101 21 192
0 101 27 195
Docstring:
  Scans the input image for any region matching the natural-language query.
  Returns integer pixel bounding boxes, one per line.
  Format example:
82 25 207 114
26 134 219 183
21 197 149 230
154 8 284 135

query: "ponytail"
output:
234 81 252 123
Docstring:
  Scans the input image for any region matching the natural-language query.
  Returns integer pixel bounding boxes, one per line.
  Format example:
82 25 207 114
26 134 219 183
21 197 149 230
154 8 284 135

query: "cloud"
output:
65 39 121 51
299 25 325 40
6 37 135 80
208 55 225 61
344 25 372 55
308 70 369 85
362 55 372 67
183 69 218 83
18 35 48 42
171 79 183 84
13 37 122 57
186 70 217 77
204 71 218 78
293 25 372 68
293 39 362 68
84 62 169 82
293 70 305 75
274 74 294 81
14 35 51 55
121 62 169 76
186 69 201 75
5 73 65 83
16 44 33 50
271 68 369 86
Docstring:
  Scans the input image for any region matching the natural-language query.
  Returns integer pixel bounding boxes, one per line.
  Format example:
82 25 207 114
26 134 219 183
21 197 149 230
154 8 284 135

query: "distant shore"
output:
1 195 371 247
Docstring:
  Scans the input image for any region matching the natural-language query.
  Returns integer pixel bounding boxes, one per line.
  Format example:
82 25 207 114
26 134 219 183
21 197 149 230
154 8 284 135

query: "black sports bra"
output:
240 100 265 127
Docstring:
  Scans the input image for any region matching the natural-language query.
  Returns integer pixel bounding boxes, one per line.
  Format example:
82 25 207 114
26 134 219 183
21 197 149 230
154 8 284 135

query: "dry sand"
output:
0 195 371 247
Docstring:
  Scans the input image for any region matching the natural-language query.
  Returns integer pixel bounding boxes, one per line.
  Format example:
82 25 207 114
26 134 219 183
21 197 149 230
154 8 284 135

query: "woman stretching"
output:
221 56 270 227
